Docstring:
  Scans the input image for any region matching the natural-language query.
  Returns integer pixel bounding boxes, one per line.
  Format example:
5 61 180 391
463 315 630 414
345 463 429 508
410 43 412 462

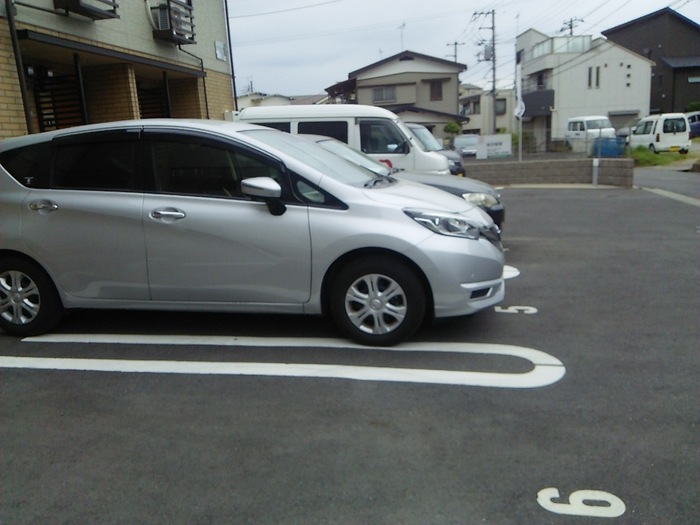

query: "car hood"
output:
360 178 483 216
394 171 498 197
438 149 462 162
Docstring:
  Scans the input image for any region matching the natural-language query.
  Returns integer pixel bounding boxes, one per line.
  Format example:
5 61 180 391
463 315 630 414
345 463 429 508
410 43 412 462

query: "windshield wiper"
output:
363 176 395 188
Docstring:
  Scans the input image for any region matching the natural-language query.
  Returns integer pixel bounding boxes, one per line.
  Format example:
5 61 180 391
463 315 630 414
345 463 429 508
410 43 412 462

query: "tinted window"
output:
149 139 284 199
0 142 52 188
256 122 291 133
662 118 686 133
298 121 348 142
54 141 135 191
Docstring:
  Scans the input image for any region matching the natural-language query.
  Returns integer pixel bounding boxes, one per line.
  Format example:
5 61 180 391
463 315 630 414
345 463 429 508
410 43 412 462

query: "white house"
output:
516 29 653 151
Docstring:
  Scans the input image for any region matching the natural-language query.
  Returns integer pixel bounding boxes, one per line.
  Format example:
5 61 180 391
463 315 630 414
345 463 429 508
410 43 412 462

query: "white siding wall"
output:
552 40 651 138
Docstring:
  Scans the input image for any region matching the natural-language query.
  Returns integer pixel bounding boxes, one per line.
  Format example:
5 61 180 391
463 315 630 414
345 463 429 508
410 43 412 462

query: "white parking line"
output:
638 186 700 207
2 335 566 389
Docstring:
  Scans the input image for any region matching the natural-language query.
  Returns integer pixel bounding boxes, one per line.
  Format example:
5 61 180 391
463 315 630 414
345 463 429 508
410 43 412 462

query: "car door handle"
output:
29 200 59 212
151 208 186 220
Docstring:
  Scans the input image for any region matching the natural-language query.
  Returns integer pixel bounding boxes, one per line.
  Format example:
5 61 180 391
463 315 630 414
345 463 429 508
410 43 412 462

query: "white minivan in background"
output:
629 113 691 154
236 105 450 175
564 115 616 154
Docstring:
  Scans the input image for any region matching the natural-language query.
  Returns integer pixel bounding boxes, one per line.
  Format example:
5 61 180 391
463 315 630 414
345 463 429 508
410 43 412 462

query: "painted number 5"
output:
537 487 626 518
495 306 538 315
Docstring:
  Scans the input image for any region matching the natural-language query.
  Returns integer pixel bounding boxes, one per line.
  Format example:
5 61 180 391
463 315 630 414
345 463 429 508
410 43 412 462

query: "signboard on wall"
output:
476 134 512 159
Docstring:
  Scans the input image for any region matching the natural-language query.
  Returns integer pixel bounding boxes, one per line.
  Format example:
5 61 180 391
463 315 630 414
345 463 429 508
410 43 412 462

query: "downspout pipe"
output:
223 0 238 111
5 0 35 133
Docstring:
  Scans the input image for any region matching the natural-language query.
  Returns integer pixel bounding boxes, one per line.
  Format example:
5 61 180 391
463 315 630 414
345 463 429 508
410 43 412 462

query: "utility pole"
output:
446 41 465 62
561 17 583 35
475 10 497 134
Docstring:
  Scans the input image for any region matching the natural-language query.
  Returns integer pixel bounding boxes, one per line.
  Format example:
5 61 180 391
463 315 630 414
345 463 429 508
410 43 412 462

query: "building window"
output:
373 86 396 103
430 81 443 101
588 66 600 88
495 98 507 116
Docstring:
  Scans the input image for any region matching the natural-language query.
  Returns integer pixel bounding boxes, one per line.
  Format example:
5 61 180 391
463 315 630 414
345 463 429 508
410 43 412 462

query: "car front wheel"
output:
330 255 426 346
0 256 63 337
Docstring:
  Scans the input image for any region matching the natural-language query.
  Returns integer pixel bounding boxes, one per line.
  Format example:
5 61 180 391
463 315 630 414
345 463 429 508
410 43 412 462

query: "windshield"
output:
242 129 379 186
586 118 613 130
455 135 478 146
408 126 443 152
312 138 391 177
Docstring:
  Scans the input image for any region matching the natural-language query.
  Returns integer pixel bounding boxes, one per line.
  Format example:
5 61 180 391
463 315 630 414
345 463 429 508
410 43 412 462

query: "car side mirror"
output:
241 177 286 216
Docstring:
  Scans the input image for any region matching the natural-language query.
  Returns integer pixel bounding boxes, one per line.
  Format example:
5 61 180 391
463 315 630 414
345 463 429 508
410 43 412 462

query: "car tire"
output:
0 256 63 337
330 255 426 346
649 144 657 154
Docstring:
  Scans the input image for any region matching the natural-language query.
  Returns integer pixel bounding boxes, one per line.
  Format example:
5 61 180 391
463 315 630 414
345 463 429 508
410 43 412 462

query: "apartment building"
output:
1 0 234 140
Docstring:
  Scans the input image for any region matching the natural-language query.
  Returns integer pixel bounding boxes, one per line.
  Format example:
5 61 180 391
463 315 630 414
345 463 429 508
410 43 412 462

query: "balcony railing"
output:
151 0 196 45
53 0 119 20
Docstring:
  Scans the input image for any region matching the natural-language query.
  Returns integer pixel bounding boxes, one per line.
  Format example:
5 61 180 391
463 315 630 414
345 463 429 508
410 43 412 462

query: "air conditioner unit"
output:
152 4 170 30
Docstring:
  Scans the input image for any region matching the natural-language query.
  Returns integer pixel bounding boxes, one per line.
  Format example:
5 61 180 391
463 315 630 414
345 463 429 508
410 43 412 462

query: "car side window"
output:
297 121 348 143
0 142 52 188
255 122 291 133
149 139 285 200
359 119 407 154
53 140 136 191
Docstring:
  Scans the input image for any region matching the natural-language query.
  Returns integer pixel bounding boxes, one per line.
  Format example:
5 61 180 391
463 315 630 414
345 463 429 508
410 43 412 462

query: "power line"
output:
229 1 342 19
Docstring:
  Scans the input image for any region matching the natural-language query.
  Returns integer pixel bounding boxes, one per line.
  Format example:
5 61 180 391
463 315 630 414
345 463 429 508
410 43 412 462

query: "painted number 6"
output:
537 487 626 518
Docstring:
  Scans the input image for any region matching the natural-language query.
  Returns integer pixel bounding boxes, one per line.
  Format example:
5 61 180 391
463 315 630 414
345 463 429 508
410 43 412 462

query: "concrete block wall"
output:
463 158 634 188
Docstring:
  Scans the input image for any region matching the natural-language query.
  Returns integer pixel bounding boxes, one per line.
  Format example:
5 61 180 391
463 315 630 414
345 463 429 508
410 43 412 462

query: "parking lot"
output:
1 167 698 524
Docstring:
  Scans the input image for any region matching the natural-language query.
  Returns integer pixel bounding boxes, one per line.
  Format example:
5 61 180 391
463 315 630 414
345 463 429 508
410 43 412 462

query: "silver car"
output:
0 120 505 346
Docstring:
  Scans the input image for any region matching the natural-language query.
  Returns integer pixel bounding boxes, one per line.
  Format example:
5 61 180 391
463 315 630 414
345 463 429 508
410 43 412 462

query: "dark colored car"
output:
686 111 700 139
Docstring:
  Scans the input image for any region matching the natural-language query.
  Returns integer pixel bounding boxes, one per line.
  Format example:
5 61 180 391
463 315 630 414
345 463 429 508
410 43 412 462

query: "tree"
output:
443 121 461 147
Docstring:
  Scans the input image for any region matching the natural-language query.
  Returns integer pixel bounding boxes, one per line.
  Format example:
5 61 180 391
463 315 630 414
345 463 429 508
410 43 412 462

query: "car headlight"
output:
463 192 499 208
404 209 481 239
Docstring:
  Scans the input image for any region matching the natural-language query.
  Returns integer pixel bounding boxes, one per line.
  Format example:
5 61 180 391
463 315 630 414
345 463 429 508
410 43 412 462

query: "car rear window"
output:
663 118 687 133
0 142 52 188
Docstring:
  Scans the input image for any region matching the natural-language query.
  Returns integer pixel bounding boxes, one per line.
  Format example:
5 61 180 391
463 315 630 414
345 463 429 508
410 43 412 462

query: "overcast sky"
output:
227 0 700 97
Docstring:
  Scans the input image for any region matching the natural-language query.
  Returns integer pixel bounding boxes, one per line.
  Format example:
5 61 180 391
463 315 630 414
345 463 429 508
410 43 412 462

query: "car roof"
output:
238 104 398 120
0 119 265 152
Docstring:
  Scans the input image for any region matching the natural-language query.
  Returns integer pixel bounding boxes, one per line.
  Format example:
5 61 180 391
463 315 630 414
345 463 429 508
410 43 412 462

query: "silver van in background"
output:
236 105 451 175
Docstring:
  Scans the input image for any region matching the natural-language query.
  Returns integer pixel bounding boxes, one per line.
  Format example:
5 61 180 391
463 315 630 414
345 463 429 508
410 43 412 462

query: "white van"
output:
629 113 691 154
564 115 616 154
236 105 450 175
